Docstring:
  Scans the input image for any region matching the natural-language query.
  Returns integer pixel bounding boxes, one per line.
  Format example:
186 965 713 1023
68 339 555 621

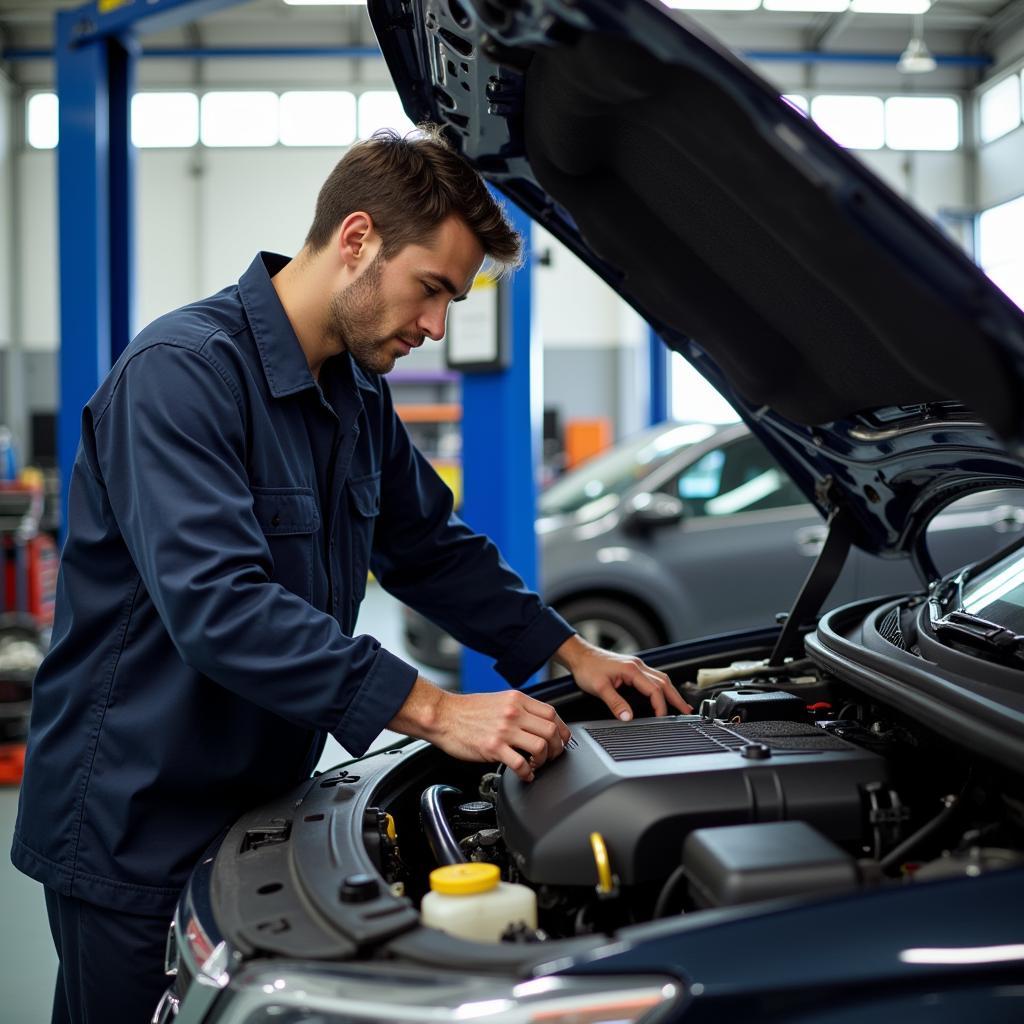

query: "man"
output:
13 126 691 1022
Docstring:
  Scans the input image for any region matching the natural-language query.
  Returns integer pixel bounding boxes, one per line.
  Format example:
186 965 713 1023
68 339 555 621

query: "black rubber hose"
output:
879 794 959 872
420 785 465 866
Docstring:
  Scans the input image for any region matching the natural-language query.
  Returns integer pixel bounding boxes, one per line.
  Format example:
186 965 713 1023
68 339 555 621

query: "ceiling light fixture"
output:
763 1 850 12
665 1 761 11
898 12 937 74
851 0 931 13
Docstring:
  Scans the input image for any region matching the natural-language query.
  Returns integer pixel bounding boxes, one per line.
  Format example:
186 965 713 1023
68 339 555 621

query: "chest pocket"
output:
252 487 320 604
347 472 380 606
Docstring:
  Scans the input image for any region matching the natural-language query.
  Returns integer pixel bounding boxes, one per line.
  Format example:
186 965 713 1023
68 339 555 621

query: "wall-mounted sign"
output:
445 271 505 373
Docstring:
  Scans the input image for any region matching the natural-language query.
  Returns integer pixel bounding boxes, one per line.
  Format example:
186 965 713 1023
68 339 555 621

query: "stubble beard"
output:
326 252 398 376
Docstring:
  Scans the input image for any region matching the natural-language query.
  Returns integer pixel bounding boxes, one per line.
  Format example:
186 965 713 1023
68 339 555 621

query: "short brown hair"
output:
305 124 523 274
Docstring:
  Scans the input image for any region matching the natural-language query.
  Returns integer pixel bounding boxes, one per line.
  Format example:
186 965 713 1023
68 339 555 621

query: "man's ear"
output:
336 211 378 268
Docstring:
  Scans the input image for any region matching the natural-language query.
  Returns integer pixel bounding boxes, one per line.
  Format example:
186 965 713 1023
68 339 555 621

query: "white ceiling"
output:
1 1 1022 59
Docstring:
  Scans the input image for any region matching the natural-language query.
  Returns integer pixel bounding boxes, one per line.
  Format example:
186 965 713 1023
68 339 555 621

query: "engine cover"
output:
496 716 887 886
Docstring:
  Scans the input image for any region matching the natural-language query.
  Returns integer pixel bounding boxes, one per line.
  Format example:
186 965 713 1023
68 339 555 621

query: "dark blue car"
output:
156 1 1024 1021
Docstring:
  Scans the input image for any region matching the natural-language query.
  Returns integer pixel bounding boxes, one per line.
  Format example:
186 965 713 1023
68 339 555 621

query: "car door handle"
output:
990 505 1024 533
795 524 828 556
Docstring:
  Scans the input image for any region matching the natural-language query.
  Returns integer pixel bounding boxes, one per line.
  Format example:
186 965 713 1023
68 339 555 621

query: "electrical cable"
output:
652 865 689 919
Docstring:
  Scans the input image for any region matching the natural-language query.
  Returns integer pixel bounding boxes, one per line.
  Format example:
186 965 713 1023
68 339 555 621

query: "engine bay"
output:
361 636 1024 943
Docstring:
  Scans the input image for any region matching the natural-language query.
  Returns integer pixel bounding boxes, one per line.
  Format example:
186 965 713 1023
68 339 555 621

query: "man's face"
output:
327 215 485 375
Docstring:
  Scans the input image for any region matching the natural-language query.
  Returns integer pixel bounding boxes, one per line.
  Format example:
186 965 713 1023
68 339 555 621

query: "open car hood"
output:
369 0 1024 572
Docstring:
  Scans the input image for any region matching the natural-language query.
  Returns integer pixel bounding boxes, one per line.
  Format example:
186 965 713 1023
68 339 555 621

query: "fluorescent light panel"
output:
850 0 931 12
665 1 760 10
282 0 366 6
668 0 929 8
764 1 849 11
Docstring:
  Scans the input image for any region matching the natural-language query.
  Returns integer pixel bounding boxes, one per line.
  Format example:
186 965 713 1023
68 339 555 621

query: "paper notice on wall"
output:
446 273 501 370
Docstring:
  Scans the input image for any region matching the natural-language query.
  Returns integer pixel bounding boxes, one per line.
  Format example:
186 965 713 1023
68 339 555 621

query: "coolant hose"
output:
879 794 959 872
420 785 466 865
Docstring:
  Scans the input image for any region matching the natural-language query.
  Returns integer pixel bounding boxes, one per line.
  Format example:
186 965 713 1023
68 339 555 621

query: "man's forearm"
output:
551 632 589 672
387 676 448 742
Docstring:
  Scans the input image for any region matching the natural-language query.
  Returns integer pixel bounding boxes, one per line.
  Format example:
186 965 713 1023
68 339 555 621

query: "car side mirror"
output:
622 491 685 533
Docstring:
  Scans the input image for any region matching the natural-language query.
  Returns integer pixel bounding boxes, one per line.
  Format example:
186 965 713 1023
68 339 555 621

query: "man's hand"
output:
389 678 572 782
552 634 693 720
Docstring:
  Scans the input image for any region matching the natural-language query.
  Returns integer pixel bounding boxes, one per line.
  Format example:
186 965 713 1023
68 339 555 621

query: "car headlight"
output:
205 966 681 1024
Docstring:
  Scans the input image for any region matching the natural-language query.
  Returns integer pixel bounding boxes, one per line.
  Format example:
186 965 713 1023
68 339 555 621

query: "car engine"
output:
498 715 885 886
364 649 1024 943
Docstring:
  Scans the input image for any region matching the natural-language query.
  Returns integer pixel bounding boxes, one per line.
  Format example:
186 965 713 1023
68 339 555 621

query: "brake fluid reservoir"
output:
421 863 536 942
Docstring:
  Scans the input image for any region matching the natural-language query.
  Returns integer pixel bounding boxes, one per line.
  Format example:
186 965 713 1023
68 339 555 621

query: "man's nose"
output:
418 304 449 342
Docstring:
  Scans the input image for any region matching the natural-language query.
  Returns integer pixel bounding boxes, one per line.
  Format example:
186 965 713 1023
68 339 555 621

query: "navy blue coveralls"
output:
12 253 573 1022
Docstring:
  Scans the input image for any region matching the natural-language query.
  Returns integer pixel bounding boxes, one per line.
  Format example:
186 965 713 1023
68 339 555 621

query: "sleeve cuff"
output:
493 606 575 686
332 646 419 757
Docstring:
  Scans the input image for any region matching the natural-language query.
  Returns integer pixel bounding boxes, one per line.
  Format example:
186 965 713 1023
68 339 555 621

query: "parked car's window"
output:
667 437 805 517
539 422 716 517
924 487 1024 578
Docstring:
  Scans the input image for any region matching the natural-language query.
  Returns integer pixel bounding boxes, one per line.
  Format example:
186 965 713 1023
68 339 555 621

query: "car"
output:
155 1 1024 1021
404 420 1024 670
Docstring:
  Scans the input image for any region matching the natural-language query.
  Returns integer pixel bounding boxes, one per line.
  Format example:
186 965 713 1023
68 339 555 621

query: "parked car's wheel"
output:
557 597 661 654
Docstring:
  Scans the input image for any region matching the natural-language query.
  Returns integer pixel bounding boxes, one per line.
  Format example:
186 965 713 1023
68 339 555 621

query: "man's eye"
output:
424 284 439 298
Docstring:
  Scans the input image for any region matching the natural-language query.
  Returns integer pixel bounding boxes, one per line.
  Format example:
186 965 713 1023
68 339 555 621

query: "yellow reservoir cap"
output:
429 863 500 895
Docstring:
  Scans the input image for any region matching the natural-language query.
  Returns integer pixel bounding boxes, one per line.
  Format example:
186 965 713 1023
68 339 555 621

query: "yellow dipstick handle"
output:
590 831 614 894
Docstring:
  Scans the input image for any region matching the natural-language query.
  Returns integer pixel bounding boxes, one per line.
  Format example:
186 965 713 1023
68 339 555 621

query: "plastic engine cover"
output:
496 716 887 886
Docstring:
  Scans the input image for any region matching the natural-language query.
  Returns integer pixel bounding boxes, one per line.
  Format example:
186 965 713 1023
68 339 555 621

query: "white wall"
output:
0 70 12 349
974 31 1024 213
15 150 57 351
16 146 349 351
4 51 985 452
533 227 624 350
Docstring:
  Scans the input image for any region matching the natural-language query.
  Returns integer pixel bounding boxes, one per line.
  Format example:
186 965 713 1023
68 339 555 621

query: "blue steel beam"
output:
460 201 540 693
138 45 381 59
61 0 247 46
648 327 670 427
108 35 137 362
746 50 991 65
55 12 138 517
55 0 252 528
5 46 989 65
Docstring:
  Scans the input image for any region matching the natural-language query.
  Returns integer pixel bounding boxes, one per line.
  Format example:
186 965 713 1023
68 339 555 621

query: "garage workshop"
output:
2 0 1024 1021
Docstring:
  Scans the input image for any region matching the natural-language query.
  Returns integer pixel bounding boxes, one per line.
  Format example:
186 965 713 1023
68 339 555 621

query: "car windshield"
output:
539 422 718 517
960 547 1024 634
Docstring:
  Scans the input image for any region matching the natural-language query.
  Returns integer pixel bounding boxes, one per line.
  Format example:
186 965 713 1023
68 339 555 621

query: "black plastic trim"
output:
808 599 1024 774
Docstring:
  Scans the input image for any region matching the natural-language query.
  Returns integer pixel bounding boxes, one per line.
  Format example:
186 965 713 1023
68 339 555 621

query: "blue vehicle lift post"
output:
54 0 246 529
648 326 670 427
460 202 541 692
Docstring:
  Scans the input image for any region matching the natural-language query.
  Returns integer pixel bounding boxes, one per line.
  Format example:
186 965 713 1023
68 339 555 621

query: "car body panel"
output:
566 866 1024 1022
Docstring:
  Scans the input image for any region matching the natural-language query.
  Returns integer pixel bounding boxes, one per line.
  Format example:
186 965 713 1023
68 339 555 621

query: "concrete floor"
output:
0 581 456 1023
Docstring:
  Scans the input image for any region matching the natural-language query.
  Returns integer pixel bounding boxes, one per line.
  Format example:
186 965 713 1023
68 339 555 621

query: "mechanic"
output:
12 125 692 1023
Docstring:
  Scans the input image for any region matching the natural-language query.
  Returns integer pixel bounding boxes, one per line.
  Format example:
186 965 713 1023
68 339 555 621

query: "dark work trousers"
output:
44 887 172 1024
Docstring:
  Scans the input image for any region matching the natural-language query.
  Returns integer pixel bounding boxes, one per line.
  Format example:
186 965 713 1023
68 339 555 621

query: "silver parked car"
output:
405 420 1024 669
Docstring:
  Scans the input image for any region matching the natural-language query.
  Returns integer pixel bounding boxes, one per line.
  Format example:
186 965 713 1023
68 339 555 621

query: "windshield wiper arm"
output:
931 610 1024 663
